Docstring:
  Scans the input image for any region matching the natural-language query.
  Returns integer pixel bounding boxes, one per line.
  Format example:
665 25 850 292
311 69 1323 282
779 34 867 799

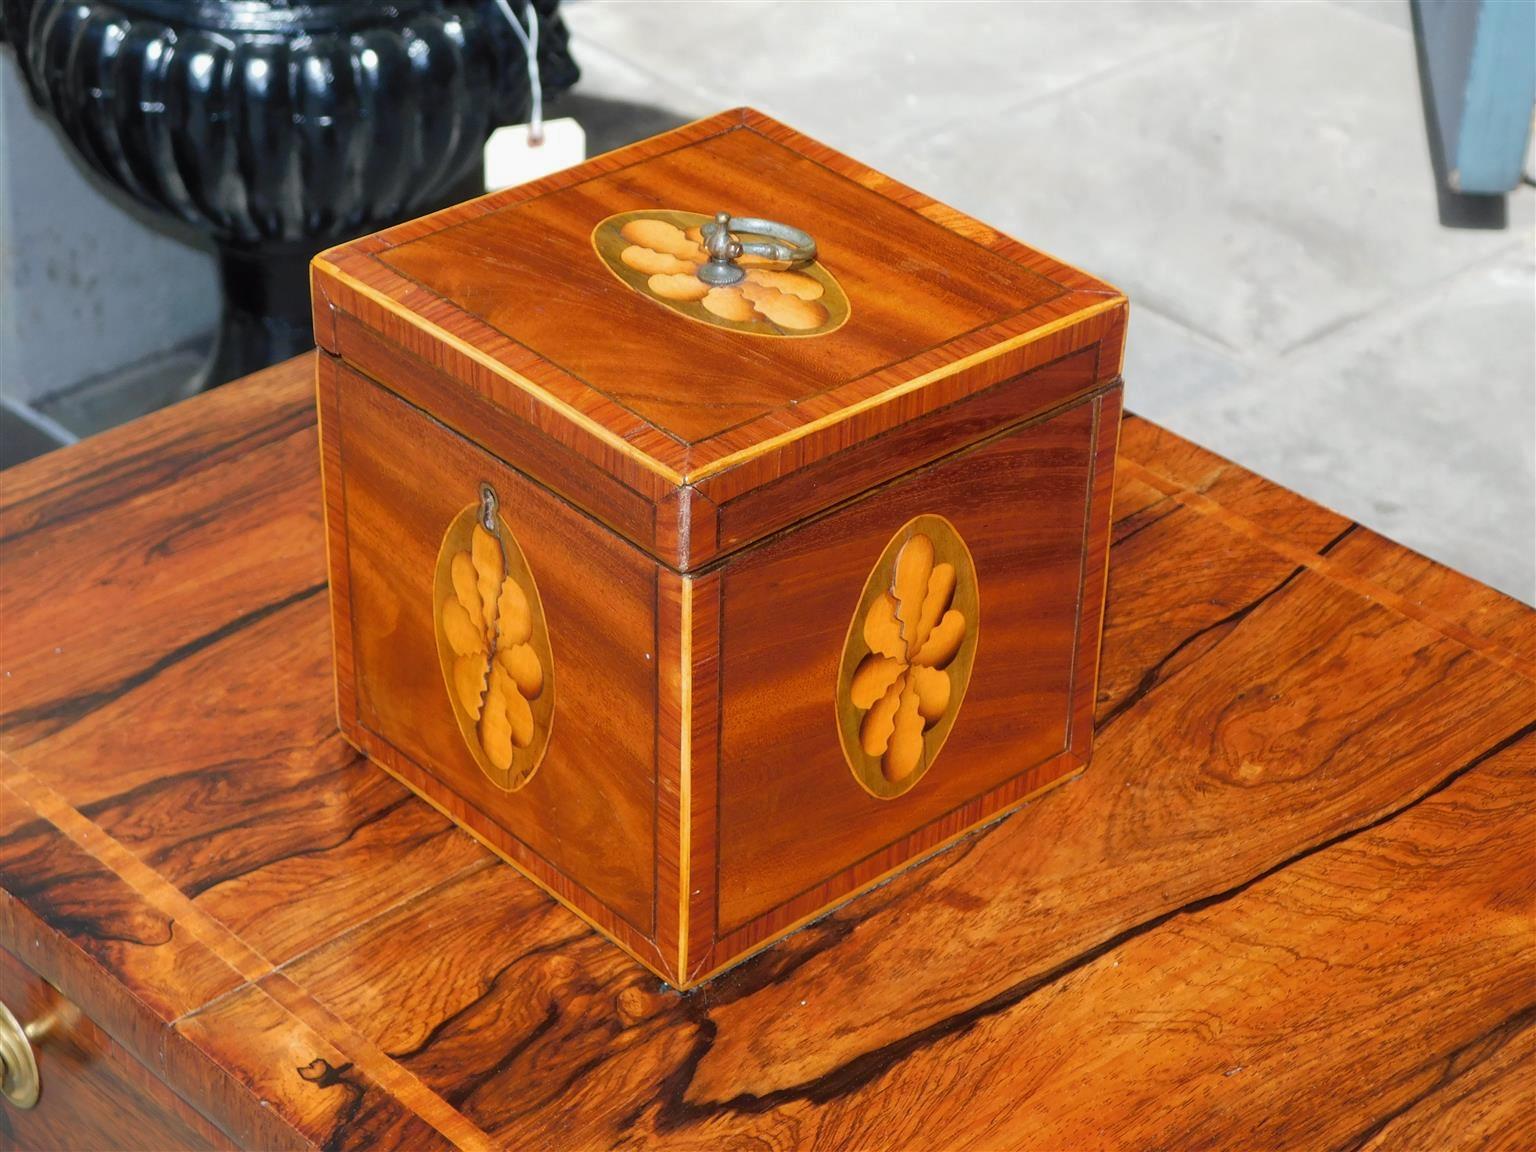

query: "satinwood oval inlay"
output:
836 515 979 799
591 209 850 337
433 498 556 790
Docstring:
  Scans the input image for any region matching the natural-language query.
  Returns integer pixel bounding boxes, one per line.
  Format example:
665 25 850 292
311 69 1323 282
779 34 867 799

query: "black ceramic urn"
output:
1 0 579 384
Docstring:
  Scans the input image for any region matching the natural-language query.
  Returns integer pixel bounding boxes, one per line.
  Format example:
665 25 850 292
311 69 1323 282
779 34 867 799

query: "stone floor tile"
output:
893 0 1533 357
1328 0 1414 32
1123 305 1252 429
561 0 1234 155
1190 243 1535 602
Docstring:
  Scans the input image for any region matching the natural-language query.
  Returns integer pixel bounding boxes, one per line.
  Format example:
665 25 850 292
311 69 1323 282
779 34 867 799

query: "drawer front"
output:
0 949 229 1152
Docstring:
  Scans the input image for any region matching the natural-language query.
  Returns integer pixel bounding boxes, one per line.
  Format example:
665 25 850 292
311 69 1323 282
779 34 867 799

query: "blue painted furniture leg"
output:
1415 0 1536 195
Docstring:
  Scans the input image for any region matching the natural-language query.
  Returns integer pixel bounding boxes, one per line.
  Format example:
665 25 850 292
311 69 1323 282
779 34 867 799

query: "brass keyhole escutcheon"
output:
836 515 980 799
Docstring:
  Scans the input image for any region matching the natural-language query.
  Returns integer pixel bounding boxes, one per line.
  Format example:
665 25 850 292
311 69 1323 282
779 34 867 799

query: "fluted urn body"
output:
1 0 578 383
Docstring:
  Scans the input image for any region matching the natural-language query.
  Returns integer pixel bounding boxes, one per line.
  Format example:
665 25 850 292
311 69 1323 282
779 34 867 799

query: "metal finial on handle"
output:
698 212 817 286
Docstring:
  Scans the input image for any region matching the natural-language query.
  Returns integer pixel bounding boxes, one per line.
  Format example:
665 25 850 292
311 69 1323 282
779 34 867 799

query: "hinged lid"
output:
313 108 1125 572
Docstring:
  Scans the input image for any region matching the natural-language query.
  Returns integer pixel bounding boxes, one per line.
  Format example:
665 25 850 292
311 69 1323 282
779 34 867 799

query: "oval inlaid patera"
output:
433 498 555 790
836 515 980 799
591 209 850 337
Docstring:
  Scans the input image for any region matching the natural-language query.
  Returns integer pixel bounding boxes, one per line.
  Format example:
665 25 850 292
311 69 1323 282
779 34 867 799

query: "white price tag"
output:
484 118 587 191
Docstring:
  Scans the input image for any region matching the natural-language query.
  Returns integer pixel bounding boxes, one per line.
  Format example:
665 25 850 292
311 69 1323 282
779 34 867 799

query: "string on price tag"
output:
485 0 586 190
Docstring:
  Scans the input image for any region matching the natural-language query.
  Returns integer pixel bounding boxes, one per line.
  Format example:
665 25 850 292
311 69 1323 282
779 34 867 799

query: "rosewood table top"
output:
1 354 1532 1150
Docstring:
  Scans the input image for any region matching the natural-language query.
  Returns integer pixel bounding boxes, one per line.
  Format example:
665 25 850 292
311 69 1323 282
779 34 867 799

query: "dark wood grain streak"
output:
683 722 1521 1117
2 355 1531 1148
1117 456 1536 682
647 736 1534 1150
1345 1003 1536 1151
2 584 325 743
0 360 326 752
0 377 312 550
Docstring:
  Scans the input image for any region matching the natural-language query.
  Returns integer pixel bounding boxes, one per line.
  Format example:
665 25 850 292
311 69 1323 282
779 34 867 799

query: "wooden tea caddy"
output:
311 109 1127 988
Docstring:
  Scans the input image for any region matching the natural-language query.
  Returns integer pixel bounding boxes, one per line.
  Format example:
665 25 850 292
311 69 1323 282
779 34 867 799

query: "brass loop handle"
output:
698 211 817 286
0 999 40 1110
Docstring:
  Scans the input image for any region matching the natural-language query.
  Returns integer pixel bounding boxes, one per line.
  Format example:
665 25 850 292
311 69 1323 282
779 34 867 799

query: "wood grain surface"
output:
2 354 1532 1150
374 124 1064 445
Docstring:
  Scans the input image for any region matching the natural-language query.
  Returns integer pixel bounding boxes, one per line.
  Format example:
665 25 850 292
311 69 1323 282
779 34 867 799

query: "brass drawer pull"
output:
0 999 41 1109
